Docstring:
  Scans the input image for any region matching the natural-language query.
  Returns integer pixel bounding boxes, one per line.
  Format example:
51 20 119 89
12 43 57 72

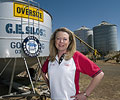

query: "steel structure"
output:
74 26 94 53
93 21 118 55
0 0 51 99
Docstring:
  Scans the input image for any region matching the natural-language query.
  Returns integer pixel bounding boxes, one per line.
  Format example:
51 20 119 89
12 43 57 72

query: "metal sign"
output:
13 2 44 22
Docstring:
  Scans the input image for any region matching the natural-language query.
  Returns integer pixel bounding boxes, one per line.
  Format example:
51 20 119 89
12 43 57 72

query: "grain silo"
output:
93 21 118 55
0 0 52 79
74 26 94 54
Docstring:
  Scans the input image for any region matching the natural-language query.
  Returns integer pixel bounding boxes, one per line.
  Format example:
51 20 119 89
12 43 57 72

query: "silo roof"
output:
76 26 91 31
95 21 116 27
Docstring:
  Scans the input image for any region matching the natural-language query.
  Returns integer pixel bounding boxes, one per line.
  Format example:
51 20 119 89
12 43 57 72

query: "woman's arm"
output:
71 71 104 100
85 71 104 96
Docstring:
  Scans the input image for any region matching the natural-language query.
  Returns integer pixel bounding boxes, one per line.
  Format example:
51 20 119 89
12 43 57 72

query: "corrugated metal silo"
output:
93 21 118 55
74 26 94 54
0 0 52 79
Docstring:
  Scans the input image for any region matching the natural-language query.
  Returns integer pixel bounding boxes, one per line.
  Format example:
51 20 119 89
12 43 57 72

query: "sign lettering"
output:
14 3 44 22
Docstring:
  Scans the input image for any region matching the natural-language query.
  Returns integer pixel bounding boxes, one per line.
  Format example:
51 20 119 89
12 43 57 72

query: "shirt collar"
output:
55 53 65 64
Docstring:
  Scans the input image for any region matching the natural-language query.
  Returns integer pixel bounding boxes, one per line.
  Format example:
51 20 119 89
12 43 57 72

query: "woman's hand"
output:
70 92 87 100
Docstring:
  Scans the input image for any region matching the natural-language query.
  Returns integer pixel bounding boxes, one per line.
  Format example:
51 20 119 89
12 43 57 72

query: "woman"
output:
41 27 104 100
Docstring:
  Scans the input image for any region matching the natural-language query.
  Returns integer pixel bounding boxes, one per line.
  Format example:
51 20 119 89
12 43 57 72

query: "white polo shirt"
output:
42 51 102 100
48 55 76 100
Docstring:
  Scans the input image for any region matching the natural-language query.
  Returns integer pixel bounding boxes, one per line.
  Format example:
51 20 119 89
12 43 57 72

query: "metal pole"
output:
8 58 16 94
0 59 12 76
23 57 35 94
34 57 42 85
74 33 101 56
33 57 39 85
74 34 95 51
36 57 42 80
37 56 42 68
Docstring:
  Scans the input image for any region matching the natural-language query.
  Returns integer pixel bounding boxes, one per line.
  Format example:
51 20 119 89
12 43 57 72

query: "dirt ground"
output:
0 60 120 100
80 60 120 100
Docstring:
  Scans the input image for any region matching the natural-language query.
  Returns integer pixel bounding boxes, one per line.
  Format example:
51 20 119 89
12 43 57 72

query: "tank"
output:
0 0 52 78
93 21 118 55
74 26 94 54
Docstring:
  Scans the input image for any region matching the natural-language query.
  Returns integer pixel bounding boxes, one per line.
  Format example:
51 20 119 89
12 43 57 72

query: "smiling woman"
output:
55 31 70 55
41 27 104 100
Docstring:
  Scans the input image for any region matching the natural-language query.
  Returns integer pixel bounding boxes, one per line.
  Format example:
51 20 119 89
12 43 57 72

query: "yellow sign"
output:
13 2 44 22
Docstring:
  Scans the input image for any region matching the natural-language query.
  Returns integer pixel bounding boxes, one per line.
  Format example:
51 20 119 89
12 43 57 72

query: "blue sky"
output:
35 0 120 50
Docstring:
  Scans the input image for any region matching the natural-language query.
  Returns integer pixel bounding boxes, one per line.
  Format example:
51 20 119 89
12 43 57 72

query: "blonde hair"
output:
49 27 76 62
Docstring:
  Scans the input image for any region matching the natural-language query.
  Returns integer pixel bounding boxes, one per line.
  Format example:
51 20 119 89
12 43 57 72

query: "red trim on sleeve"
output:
74 51 101 77
73 51 102 94
73 53 80 95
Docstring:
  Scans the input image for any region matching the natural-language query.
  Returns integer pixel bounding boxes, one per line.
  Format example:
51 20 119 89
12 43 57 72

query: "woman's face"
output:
55 31 70 53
